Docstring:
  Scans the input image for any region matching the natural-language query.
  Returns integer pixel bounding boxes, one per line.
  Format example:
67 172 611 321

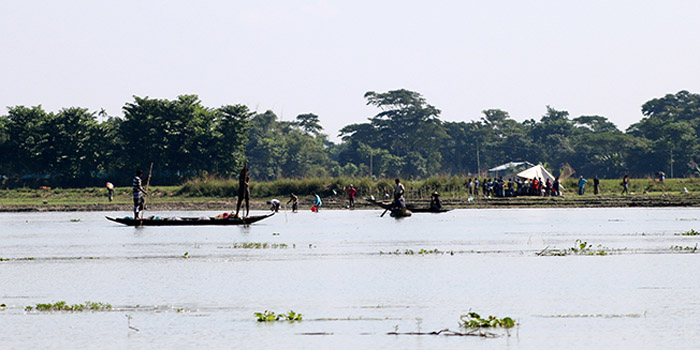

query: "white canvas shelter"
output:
488 161 534 178
516 164 556 183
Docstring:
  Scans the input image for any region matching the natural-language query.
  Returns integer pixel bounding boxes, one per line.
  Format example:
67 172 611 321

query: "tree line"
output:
1 90 699 187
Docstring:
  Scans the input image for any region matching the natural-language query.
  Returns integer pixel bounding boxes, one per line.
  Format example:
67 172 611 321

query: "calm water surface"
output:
1 208 699 349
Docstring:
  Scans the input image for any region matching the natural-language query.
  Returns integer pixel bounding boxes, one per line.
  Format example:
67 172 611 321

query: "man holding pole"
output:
132 169 148 219
234 162 250 218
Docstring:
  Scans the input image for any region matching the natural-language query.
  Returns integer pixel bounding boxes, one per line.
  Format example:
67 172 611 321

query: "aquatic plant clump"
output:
233 242 289 249
670 244 698 252
25 301 112 312
254 310 302 322
675 229 700 236
379 248 445 255
460 312 517 329
541 239 609 256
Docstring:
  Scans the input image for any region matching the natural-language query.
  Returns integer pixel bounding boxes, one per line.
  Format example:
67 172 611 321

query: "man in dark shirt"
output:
132 170 148 219
234 162 250 218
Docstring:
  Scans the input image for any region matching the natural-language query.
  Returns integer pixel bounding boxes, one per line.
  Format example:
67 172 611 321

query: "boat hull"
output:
106 213 274 226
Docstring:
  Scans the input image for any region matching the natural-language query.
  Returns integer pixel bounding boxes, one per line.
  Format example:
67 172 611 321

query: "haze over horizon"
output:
2 0 700 141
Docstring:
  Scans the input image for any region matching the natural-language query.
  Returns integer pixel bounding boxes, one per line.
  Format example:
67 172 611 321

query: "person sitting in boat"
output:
287 193 298 212
267 199 281 212
132 169 148 220
429 192 442 211
393 178 406 209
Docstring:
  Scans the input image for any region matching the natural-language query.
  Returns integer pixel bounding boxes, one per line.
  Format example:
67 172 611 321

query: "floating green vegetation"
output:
254 310 302 322
670 244 698 252
183 252 189 259
380 248 445 255
233 242 289 249
541 240 609 256
675 229 700 236
460 312 517 329
70 218 81 222
25 301 112 312
387 312 516 338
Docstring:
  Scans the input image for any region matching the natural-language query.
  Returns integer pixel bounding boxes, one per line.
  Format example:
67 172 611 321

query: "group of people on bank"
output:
126 161 635 219
464 177 562 198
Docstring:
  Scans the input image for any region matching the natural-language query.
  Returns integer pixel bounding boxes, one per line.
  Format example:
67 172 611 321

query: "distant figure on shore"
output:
578 176 588 195
234 162 250 218
553 177 561 196
621 175 629 195
311 191 322 212
347 184 358 208
106 182 114 202
430 192 442 211
132 170 148 219
593 176 600 195
267 198 281 212
287 193 298 212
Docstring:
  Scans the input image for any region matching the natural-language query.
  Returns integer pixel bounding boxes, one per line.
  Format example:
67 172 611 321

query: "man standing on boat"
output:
234 162 250 218
393 178 406 208
132 170 148 219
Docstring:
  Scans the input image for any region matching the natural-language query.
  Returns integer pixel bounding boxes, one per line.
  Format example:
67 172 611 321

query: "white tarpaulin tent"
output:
516 164 556 182
488 161 534 178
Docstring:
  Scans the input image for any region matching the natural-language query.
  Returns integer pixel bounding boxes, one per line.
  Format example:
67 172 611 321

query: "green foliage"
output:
26 301 112 312
676 229 700 236
460 312 516 329
254 310 302 322
231 242 289 249
4 89 700 186
380 248 443 255
670 244 698 252
549 240 608 256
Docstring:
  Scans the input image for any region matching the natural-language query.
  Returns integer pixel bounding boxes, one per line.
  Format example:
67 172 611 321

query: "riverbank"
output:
2 192 700 212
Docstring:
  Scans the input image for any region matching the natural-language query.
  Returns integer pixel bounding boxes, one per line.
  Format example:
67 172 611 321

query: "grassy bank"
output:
1 176 699 211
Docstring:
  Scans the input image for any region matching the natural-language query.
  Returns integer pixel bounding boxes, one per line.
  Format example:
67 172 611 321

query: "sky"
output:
2 0 700 141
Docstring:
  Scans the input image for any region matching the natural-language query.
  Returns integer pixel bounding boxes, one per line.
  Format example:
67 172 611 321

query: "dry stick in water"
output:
387 328 498 337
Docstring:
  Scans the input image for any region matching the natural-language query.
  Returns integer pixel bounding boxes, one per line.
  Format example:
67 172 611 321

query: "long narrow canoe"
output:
106 213 275 226
366 198 450 215
406 205 452 213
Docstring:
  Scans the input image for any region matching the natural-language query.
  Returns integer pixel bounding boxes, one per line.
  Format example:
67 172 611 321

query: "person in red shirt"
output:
348 184 358 208
532 178 539 196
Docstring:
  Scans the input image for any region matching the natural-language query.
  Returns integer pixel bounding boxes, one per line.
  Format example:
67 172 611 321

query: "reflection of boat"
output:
106 213 275 226
366 198 412 217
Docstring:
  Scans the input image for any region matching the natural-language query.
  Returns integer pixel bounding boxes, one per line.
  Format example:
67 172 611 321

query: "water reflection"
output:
0 208 699 349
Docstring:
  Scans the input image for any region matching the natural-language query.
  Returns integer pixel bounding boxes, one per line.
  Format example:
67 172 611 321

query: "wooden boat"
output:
366 198 412 217
106 213 275 226
406 205 452 213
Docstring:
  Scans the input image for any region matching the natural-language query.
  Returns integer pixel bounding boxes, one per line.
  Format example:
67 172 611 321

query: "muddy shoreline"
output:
3 194 700 212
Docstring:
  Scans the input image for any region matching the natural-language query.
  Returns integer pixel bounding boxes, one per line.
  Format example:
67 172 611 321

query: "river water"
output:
1 208 699 349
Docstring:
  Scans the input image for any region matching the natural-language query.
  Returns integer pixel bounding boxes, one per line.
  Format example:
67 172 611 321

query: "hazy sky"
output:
2 1 700 141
